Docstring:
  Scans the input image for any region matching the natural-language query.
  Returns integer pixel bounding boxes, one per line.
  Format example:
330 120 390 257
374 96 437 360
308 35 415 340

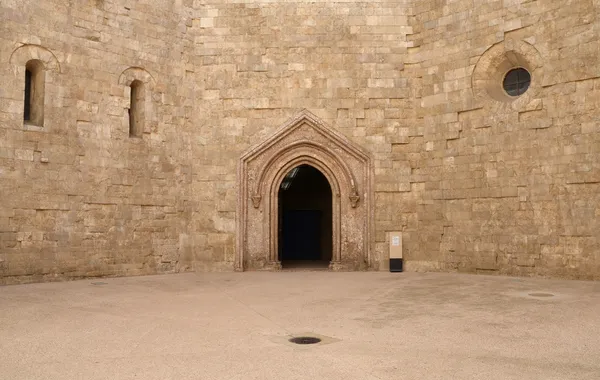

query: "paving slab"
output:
1 272 599 380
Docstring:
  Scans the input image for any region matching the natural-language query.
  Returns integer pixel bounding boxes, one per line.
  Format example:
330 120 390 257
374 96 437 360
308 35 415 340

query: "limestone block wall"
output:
1 0 414 283
1 0 598 283
402 0 600 279
1 0 197 283
193 0 413 273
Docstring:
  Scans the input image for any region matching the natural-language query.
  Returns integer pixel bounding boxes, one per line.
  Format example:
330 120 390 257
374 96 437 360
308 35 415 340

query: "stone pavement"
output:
1 272 599 380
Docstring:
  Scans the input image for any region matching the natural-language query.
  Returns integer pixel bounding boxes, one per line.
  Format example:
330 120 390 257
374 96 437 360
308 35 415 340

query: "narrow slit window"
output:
24 69 32 121
129 80 144 137
23 60 45 126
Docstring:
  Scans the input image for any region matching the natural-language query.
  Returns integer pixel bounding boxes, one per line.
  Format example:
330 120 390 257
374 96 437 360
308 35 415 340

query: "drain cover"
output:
91 282 108 286
289 336 321 345
529 292 554 298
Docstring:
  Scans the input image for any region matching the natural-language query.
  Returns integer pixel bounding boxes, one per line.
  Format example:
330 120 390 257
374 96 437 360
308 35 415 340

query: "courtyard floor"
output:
1 271 599 380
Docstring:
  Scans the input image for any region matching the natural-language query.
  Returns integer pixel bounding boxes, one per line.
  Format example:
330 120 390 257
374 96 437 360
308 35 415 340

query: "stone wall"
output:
0 0 598 283
0 0 413 283
403 0 600 279
1 0 197 283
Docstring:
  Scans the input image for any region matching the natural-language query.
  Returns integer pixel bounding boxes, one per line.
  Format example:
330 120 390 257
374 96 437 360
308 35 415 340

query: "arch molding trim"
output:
236 110 373 271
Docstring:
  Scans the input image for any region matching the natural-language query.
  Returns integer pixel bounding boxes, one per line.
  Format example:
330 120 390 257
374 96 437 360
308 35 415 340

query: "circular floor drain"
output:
289 336 321 345
529 292 554 298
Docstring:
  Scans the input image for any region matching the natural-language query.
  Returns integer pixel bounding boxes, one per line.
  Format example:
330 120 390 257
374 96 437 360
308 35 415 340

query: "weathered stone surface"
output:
1 0 599 283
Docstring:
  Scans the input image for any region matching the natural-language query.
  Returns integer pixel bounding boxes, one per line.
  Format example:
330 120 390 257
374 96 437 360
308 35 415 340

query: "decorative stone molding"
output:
472 39 544 112
251 140 360 207
118 66 156 88
251 194 262 208
9 44 60 73
236 110 373 272
349 193 360 208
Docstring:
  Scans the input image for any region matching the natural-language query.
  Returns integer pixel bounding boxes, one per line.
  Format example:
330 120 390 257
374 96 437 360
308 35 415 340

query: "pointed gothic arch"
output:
236 111 373 271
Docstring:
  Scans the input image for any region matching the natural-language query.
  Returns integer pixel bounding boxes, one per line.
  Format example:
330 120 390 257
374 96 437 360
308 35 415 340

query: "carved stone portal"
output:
236 111 373 271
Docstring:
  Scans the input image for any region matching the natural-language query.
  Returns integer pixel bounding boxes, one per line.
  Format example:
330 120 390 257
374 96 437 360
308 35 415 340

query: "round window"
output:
503 68 531 97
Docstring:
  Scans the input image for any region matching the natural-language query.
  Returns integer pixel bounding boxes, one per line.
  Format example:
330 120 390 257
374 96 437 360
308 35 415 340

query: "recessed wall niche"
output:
472 39 543 110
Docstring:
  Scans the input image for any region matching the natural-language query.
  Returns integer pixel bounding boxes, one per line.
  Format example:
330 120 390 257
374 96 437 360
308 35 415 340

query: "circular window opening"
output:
503 68 531 97
289 336 321 345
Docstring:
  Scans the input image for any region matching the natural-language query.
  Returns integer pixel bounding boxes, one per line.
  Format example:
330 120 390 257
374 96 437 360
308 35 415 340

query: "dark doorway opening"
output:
278 165 332 269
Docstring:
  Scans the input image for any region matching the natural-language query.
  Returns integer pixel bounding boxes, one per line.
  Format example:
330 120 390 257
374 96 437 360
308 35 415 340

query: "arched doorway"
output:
277 165 333 268
237 111 373 272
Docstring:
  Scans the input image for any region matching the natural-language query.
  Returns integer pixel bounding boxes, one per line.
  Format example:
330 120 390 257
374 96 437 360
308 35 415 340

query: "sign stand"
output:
389 232 403 272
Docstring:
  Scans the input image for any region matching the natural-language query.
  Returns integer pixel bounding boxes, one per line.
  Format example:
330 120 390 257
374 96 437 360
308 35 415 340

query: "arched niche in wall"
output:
118 67 156 138
9 44 60 130
472 39 544 112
